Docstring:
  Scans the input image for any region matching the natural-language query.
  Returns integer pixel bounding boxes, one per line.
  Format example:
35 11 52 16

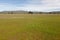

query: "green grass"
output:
0 14 60 40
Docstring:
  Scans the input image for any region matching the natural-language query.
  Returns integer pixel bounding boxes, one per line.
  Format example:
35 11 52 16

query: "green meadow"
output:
0 14 60 40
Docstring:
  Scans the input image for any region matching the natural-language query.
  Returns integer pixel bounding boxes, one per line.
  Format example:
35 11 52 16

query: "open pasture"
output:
0 14 60 40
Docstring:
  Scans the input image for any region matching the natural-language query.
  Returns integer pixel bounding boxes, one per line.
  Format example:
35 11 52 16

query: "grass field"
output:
0 14 60 40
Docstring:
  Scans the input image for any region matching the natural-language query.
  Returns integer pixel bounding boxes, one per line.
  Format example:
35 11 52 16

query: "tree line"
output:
0 11 60 14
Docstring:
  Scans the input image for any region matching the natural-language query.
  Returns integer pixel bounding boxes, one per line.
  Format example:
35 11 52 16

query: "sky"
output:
0 0 60 12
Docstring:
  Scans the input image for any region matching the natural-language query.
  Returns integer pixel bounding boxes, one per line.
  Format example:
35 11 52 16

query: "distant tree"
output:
39 12 42 14
49 12 52 14
28 11 33 14
11 12 13 14
8 12 13 14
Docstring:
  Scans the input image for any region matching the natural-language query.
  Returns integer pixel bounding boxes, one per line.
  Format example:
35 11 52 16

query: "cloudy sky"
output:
0 0 60 12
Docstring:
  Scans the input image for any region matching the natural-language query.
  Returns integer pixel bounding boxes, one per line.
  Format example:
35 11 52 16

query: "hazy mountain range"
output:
0 10 60 14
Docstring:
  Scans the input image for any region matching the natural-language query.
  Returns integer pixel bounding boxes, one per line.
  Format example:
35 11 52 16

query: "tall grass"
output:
0 14 60 40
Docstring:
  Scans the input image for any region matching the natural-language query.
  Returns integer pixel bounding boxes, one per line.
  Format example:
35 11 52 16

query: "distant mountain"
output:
0 10 60 14
0 10 28 14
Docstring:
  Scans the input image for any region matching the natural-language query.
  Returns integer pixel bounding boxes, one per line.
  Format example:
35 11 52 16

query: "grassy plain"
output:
0 14 60 40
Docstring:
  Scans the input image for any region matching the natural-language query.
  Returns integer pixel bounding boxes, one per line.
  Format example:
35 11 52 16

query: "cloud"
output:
26 0 60 11
0 0 60 12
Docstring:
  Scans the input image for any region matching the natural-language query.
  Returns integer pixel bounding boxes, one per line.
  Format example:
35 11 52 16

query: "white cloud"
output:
21 0 60 12
0 0 60 12
18 0 60 12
